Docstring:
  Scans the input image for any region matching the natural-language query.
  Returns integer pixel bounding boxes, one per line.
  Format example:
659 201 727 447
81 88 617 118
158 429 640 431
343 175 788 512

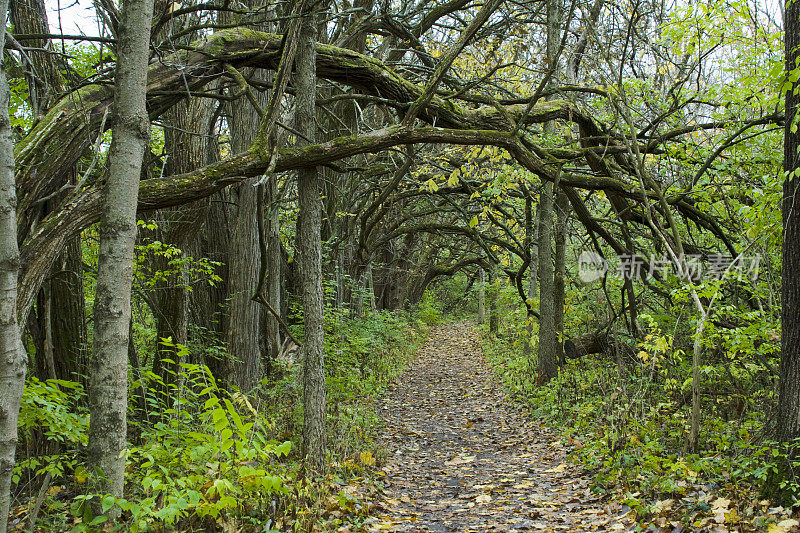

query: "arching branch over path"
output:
13 28 780 321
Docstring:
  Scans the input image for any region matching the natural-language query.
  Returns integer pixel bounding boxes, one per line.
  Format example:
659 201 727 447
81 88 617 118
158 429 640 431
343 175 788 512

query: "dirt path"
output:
367 323 633 532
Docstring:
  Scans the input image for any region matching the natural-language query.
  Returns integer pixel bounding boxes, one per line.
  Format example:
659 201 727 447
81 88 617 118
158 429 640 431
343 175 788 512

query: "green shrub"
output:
15 377 88 483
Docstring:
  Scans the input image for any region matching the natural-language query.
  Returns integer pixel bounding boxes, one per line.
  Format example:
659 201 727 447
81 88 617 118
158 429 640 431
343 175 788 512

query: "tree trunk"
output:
12 0 86 386
224 181 261 390
150 36 216 384
9 0 63 116
367 264 376 312
537 0 561 383
477 267 486 324
488 267 499 335
537 181 557 382
0 2 23 528
523 195 537 362
776 0 800 451
86 0 153 503
220 4 270 392
50 240 86 383
297 6 326 475
554 188 568 363
264 176 283 368
192 196 230 353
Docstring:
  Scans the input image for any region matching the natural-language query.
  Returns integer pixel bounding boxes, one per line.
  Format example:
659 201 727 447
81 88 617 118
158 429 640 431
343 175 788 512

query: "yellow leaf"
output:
448 169 461 186
359 451 375 466
544 463 568 473
74 466 88 484
469 216 479 228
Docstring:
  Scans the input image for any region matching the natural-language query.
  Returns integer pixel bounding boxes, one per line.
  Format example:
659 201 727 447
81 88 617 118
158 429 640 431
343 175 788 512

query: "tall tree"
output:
523 194 537 361
537 181 557 380
477 266 486 324
86 0 154 502
11 0 86 385
0 0 23 528
220 2 271 391
537 0 562 382
147 0 216 386
778 0 800 447
553 189 568 363
296 5 327 474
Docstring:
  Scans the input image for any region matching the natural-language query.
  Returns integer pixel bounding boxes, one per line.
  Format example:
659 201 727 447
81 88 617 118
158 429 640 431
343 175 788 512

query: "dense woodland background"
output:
0 0 799 530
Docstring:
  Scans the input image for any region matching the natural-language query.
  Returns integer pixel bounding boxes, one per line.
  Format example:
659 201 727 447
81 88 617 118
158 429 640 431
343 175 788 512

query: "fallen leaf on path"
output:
444 454 476 466
475 494 492 504
768 518 800 533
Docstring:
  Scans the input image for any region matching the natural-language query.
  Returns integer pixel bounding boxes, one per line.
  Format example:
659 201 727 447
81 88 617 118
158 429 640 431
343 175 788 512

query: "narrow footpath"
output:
368 322 633 532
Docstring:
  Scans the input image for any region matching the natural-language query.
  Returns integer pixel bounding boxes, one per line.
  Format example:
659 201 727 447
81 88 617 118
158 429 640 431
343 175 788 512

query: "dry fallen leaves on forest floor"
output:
355 322 635 532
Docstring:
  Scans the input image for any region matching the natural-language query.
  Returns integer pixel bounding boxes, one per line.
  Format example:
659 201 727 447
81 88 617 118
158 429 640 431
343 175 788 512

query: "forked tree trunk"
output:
296 7 327 475
0 1 23 528
86 0 153 502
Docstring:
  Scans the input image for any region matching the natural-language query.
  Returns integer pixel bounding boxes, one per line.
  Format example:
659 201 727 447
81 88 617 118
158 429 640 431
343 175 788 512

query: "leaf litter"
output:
362 322 635 532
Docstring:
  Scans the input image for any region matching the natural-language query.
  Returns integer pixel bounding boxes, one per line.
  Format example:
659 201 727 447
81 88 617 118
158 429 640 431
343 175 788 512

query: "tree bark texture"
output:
12 0 86 386
554 188 568 364
87 0 153 501
537 0 561 383
537 181 557 382
296 7 327 475
477 267 486 324
217 1 270 392
0 0 24 527
778 0 800 445
264 177 283 365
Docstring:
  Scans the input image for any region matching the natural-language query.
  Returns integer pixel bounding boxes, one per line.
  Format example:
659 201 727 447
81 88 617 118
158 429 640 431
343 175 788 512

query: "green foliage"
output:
14 378 88 483
74 357 293 531
9 76 32 132
484 305 789 527
135 219 223 290
415 289 443 326
326 310 423 459
59 309 422 531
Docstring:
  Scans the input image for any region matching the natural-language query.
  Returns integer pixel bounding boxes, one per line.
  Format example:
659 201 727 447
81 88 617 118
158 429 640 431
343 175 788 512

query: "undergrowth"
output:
483 308 799 531
12 307 433 532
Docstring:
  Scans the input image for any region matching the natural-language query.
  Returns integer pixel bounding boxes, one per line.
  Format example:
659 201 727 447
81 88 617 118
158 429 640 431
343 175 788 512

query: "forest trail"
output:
367 323 634 532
